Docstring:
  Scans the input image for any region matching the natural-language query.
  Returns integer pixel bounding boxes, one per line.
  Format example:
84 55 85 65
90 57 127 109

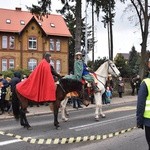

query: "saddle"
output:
81 73 100 94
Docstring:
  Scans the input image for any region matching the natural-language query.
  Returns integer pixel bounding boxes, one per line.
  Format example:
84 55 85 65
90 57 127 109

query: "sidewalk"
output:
0 95 137 120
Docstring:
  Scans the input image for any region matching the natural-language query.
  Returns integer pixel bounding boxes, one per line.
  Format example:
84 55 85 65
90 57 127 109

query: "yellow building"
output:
0 8 71 75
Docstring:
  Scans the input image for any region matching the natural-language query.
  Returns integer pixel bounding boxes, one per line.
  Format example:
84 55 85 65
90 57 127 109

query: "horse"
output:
12 78 90 129
61 59 120 121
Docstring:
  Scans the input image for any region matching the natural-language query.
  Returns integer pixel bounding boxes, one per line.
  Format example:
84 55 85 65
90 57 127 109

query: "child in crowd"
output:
105 86 112 104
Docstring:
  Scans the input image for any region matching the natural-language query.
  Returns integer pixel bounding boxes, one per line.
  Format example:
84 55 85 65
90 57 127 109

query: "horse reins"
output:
58 80 66 93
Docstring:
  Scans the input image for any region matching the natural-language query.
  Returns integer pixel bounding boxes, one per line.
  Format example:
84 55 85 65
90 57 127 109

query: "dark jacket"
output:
10 72 21 92
117 80 124 93
51 65 61 81
0 78 9 94
137 80 150 127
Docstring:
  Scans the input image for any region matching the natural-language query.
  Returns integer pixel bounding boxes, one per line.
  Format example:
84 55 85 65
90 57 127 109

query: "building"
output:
115 53 130 61
0 8 71 75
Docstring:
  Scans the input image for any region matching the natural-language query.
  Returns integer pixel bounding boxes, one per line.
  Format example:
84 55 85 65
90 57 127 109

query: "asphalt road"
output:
0 100 148 150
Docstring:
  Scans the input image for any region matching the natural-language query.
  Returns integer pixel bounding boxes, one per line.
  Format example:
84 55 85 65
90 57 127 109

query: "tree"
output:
123 0 150 78
128 46 141 76
114 54 129 77
87 0 116 60
57 5 92 73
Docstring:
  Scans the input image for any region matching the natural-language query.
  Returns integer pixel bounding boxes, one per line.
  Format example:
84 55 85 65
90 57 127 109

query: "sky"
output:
0 0 148 59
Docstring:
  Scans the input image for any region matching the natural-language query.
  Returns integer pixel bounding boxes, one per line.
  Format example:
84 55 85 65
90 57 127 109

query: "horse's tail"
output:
12 88 20 120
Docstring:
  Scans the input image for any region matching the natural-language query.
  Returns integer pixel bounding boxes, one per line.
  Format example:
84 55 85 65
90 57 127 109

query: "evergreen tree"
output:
114 54 129 77
128 46 141 76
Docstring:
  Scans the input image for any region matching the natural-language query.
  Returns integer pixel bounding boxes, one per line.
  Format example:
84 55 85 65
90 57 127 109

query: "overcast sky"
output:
0 0 148 59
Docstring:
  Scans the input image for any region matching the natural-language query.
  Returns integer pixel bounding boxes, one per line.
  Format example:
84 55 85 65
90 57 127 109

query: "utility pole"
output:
85 0 88 64
92 1 94 64
108 0 113 60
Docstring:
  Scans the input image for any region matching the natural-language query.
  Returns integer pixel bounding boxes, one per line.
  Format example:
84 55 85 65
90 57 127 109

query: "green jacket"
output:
74 60 83 80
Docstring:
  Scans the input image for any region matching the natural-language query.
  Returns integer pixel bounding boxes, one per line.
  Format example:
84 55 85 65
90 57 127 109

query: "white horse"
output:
61 60 120 121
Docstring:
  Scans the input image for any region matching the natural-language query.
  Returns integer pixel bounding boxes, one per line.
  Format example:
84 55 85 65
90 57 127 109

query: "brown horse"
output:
12 78 90 129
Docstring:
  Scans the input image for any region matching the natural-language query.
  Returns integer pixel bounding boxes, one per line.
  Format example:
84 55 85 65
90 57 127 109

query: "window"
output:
50 23 55 28
9 59 14 69
2 59 7 71
6 19 11 24
28 37 37 50
28 59 37 71
50 59 55 68
2 36 15 49
56 60 61 73
9 36 15 49
56 39 60 51
50 39 54 51
50 59 61 73
1 58 14 71
2 36 8 49
20 20 25 25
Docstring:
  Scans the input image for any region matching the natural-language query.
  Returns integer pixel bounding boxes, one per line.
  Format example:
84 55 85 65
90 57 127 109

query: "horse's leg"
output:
94 93 105 121
61 97 69 121
53 101 60 129
20 108 32 130
98 93 105 118
16 91 32 129
94 93 100 121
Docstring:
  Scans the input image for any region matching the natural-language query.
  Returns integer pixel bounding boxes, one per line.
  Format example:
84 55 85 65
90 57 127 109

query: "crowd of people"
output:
0 72 21 115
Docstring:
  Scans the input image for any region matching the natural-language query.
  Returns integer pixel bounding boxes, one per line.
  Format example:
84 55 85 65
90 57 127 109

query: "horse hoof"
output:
100 114 106 118
27 126 33 130
66 114 69 117
62 118 69 122
21 123 26 128
95 117 99 121
55 125 61 130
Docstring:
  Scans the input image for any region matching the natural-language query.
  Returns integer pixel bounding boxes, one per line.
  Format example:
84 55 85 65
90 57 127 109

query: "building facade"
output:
0 8 71 75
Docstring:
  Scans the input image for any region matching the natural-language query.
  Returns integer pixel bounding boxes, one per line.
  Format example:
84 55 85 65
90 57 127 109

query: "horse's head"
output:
95 60 120 78
107 60 120 77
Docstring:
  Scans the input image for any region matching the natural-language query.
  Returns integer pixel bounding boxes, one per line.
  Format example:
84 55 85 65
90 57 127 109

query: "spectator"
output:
106 74 114 95
117 76 124 98
10 72 21 118
0 73 9 115
105 86 112 104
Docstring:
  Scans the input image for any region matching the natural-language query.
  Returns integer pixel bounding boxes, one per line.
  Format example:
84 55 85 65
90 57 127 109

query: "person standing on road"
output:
0 73 9 115
117 76 124 98
137 58 150 150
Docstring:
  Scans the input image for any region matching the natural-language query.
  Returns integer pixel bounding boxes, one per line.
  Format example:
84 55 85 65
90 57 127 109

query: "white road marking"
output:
69 114 135 131
0 139 22 146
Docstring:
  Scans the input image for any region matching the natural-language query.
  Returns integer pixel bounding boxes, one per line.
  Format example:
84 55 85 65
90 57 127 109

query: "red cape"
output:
16 59 56 102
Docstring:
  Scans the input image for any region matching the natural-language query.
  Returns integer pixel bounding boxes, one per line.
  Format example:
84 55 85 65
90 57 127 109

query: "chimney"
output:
16 7 21 11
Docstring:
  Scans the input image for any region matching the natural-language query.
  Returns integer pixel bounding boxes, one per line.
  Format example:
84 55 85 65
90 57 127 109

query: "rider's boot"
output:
91 82 100 93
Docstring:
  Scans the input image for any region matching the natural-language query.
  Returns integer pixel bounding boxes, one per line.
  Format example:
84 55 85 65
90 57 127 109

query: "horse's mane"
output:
60 78 82 91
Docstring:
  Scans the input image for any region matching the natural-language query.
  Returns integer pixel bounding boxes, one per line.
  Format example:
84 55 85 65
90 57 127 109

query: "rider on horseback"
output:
74 52 100 93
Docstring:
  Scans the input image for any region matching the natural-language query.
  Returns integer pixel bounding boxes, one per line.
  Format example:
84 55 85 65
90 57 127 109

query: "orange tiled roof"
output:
0 8 71 37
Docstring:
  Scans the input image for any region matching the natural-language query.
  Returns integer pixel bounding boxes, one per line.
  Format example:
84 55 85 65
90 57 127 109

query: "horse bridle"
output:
107 60 119 77
95 60 118 86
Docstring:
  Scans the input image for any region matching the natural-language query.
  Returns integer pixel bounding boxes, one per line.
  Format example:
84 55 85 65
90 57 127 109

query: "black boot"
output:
92 82 100 93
